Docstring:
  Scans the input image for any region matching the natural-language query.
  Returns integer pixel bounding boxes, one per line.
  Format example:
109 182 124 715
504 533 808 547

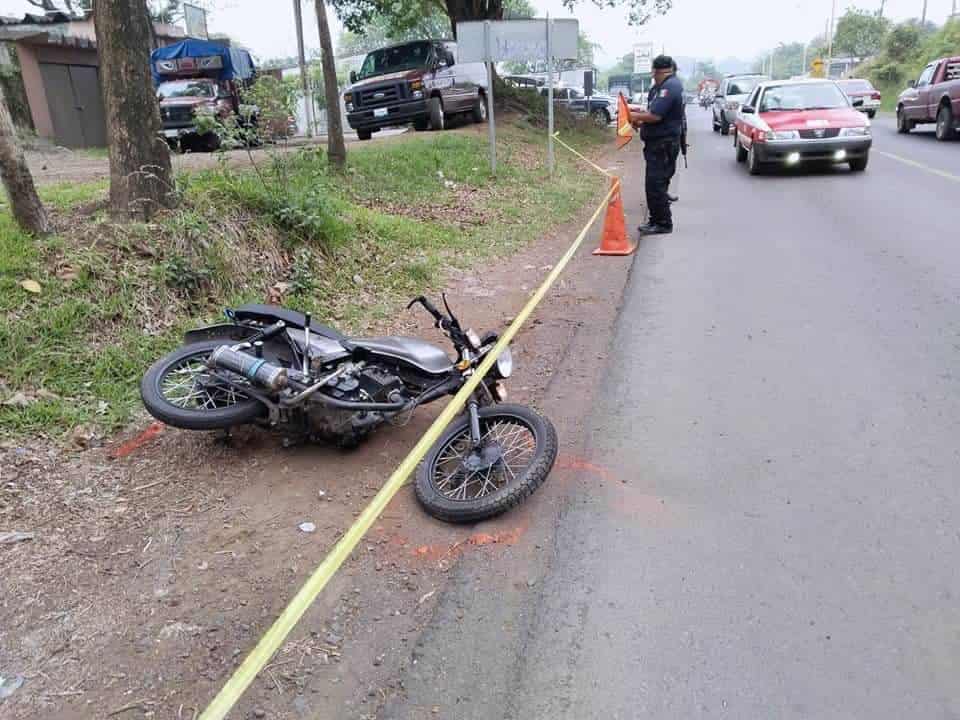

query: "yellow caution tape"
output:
199 144 620 720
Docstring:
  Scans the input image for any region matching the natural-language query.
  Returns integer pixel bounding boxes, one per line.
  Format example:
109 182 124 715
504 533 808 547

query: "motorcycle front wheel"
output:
414 404 558 523
140 340 266 430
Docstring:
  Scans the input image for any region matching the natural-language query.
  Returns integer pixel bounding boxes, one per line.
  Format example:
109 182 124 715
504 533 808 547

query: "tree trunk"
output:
314 0 346 171
0 83 47 235
444 0 504 37
93 0 175 221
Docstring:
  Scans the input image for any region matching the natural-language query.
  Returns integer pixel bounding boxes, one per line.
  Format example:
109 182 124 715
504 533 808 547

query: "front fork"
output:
467 400 482 448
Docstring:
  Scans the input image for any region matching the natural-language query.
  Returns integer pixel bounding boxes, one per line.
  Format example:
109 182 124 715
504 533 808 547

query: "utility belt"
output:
642 134 681 147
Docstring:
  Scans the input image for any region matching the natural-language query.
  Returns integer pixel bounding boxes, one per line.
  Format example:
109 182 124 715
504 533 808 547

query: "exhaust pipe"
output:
208 345 288 391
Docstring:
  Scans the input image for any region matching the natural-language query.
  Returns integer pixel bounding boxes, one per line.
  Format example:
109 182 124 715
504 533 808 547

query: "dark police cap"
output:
652 55 674 70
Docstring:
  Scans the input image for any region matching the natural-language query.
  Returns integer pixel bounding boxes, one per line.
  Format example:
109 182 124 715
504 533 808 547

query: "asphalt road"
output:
384 109 960 719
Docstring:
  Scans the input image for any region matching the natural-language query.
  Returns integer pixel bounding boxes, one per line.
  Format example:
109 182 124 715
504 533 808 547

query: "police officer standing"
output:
631 55 685 235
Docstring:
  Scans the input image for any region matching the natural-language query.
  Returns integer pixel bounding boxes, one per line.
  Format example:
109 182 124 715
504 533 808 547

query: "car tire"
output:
471 93 487 124
735 134 748 163
591 108 610 126
413 117 429 131
356 128 372 141
935 104 956 141
848 154 869 172
867 110 877 119
712 113 720 132
747 143 763 175
720 111 730 135
896 106 913 134
429 96 445 131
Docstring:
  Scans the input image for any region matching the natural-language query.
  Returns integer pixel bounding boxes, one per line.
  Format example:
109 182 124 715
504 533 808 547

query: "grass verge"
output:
1 121 607 438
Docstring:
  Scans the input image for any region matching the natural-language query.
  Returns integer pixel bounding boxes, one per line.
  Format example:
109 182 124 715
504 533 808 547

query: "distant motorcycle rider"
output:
630 55 685 235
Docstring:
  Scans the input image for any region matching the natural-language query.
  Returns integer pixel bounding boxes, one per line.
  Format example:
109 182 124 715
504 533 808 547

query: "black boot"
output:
638 223 673 236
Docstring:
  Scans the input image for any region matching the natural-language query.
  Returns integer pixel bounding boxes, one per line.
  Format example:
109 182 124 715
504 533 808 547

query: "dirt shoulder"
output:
0 140 643 720
23 130 406 187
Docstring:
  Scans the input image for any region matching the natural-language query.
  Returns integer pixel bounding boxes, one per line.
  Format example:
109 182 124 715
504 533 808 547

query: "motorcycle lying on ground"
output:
140 296 557 523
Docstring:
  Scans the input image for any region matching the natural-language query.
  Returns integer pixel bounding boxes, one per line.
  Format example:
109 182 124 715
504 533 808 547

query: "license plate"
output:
373 107 388 118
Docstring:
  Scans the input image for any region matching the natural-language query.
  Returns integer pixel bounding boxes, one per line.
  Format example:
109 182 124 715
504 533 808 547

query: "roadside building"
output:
0 11 187 148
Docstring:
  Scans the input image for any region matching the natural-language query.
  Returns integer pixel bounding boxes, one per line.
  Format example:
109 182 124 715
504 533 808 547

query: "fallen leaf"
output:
19 279 41 294
2 392 33 408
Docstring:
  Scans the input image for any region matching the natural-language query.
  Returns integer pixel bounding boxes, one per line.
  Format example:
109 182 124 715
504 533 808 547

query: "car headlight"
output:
840 126 870 136
494 346 513 379
766 130 799 141
346 102 354 112
412 90 424 99
726 100 740 111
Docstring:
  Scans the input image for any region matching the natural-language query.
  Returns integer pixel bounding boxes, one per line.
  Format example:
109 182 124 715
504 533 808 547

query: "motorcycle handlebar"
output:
407 295 444 325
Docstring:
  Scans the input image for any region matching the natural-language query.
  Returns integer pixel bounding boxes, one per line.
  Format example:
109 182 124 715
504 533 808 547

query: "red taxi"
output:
733 79 872 175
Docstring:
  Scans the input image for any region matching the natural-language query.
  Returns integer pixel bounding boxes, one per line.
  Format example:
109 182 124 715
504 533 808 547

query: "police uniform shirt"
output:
642 75 685 142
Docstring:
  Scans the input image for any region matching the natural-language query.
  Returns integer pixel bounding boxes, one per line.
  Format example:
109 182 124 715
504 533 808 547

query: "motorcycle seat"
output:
352 337 454 375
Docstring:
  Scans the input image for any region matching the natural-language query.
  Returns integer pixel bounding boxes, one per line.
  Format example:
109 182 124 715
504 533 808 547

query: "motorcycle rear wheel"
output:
140 340 266 430
414 404 557 523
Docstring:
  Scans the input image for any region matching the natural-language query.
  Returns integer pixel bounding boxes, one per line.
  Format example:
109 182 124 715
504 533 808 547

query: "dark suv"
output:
343 40 488 140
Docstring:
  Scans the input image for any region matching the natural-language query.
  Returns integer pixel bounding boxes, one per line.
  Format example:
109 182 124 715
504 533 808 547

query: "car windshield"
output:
727 77 762 95
157 80 215 99
759 83 850 111
358 42 432 80
838 79 873 93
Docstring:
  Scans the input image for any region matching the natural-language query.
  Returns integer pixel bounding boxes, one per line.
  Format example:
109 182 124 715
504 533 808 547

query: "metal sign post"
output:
292 0 314 138
484 21 496 174
458 18 578 178
546 15 554 174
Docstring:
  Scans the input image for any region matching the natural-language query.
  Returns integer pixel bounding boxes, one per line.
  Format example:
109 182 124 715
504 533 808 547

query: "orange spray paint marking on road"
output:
413 527 526 563
556 454 616 481
109 422 165 459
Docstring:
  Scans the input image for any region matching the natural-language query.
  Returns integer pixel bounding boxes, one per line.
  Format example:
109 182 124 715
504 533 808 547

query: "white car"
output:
713 73 768 135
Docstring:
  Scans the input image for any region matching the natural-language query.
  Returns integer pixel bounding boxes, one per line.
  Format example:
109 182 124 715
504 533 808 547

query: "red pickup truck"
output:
896 56 960 141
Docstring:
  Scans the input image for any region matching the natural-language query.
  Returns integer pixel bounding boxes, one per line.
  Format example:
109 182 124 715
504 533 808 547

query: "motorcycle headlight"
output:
766 130 799 141
839 126 870 136
494 346 513 379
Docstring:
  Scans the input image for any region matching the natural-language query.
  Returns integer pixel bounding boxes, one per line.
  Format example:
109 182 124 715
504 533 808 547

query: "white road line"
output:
874 149 960 183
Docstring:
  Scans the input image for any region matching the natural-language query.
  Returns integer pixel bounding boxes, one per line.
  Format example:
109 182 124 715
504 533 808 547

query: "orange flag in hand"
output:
616 93 634 149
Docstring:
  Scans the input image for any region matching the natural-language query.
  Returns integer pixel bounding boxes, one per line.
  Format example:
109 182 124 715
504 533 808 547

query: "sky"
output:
0 0 956 68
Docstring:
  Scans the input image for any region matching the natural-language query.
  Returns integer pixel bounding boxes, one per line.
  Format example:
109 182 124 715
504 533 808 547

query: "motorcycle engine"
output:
306 364 407 447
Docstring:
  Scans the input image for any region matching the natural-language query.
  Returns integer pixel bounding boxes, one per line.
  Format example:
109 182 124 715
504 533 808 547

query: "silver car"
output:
713 73 768 136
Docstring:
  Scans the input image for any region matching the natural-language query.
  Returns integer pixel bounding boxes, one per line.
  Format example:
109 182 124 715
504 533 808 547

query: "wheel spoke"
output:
430 416 538 502
160 353 249 410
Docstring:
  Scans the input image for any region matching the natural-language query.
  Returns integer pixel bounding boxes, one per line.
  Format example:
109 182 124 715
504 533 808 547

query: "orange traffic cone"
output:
593 178 636 256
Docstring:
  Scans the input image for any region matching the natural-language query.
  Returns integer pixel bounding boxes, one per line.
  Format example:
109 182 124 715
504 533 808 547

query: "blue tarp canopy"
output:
151 39 255 85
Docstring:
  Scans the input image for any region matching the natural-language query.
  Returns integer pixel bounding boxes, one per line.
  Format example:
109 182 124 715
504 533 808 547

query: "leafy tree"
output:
314 0 346 171
336 8 453 58
93 0 175 220
882 21 922 61
0 82 46 234
833 6 890 58
330 0 670 39
25 0 90 15
577 31 599 67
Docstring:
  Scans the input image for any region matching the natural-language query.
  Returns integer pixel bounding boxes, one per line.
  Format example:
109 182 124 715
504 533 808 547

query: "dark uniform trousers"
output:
643 137 680 228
